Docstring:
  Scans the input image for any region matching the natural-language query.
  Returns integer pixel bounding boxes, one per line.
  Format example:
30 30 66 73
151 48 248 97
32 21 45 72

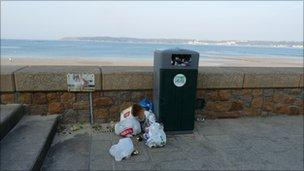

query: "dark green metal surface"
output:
158 69 197 131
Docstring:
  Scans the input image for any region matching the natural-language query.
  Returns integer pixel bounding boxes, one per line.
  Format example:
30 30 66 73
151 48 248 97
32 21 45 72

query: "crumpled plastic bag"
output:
143 122 166 148
145 110 156 124
139 98 153 112
109 138 134 161
141 110 156 132
114 115 141 137
138 107 167 148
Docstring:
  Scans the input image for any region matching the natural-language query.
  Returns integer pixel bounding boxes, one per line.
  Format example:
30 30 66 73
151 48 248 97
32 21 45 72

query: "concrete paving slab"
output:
195 119 226 136
114 161 155 170
260 115 304 136
205 134 242 149
42 133 91 171
284 134 304 147
249 137 293 154
92 132 116 141
42 115 304 170
216 117 279 136
147 148 187 162
173 133 216 159
151 159 202 170
195 150 235 170
259 149 304 170
90 140 114 170
219 146 265 165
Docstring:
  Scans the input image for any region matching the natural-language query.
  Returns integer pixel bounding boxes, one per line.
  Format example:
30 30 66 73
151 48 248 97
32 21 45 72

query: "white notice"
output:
67 73 95 92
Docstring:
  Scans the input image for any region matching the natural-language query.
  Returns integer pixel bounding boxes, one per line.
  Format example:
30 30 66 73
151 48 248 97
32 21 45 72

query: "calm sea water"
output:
1 39 303 59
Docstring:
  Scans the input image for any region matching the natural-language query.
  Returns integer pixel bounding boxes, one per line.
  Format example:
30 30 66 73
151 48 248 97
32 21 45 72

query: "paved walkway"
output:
42 115 303 170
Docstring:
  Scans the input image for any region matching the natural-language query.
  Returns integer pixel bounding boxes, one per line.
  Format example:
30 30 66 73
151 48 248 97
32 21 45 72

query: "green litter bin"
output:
153 49 199 132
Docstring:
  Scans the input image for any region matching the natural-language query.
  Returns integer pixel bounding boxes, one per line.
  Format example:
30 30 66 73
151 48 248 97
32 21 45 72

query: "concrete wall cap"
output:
101 66 153 73
197 67 244 89
1 65 302 91
101 66 153 90
1 65 27 92
14 66 102 91
240 67 303 88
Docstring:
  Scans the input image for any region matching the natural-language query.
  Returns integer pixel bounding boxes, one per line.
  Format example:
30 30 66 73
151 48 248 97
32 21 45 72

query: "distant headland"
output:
61 36 303 48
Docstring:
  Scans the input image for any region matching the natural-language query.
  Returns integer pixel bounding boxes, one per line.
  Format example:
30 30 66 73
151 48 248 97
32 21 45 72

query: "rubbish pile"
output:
109 98 167 161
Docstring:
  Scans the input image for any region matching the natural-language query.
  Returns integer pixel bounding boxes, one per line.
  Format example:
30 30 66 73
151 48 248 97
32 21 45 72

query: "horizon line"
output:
1 37 303 43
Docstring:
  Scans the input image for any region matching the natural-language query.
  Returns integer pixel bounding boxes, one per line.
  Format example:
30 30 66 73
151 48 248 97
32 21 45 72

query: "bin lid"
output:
154 48 199 56
154 48 199 69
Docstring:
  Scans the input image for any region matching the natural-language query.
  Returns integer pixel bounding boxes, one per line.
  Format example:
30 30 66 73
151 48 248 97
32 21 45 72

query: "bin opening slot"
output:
171 54 192 66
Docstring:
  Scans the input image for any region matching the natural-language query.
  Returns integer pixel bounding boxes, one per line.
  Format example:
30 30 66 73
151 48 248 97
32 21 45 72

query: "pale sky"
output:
1 1 303 41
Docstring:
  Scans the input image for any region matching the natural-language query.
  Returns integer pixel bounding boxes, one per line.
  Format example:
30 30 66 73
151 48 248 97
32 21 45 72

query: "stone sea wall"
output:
1 66 303 123
196 88 303 119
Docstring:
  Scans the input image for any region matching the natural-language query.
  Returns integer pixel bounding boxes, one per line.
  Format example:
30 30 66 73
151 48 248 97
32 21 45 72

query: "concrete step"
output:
0 115 58 171
0 104 24 140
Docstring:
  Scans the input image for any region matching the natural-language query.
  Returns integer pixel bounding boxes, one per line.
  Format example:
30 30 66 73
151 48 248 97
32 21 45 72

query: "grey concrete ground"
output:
42 115 303 170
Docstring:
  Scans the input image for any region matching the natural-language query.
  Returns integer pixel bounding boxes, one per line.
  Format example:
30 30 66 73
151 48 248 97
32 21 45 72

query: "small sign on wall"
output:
67 73 95 92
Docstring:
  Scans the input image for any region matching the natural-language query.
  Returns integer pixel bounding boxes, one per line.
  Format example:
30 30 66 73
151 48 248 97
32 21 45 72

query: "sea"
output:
1 39 303 60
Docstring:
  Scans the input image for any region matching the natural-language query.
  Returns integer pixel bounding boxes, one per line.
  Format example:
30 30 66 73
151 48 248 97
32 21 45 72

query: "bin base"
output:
165 130 193 135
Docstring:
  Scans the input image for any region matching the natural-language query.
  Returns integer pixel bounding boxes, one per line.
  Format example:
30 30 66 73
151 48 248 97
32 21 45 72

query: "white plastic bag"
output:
114 116 141 137
143 122 166 148
145 110 156 124
109 138 134 161
141 110 156 132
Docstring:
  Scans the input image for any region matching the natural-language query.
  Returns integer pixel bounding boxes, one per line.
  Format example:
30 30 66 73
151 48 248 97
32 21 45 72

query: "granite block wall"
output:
1 88 303 124
0 90 152 124
196 88 303 119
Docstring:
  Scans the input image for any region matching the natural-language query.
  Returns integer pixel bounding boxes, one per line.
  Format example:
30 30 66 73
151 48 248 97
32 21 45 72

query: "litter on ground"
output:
110 98 167 161
109 138 134 161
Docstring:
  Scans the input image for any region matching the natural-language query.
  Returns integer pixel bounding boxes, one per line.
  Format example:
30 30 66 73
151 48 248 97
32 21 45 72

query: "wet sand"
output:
1 56 303 67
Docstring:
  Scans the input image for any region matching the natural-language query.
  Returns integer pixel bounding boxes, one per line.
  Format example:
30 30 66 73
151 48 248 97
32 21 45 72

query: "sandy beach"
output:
1 56 303 67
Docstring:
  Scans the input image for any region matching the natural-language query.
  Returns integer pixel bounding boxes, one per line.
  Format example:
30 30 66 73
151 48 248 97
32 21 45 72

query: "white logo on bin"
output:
173 74 186 87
